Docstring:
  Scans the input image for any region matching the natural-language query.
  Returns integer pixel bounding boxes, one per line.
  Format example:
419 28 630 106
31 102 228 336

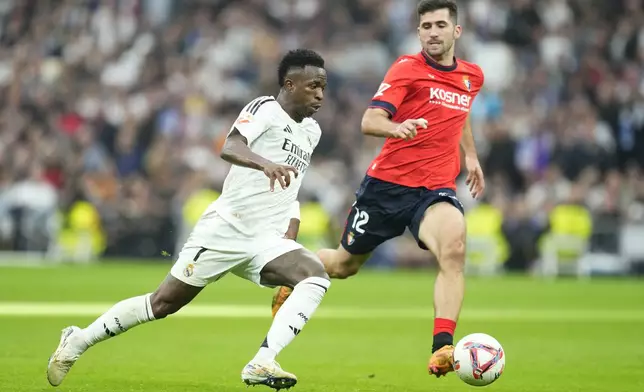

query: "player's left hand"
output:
465 156 485 199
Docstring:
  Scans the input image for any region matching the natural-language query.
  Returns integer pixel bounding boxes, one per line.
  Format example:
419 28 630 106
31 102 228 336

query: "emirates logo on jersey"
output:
429 87 471 112
282 138 311 173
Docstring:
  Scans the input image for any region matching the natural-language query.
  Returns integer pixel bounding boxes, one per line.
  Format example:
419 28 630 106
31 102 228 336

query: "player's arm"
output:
284 218 300 240
284 202 301 240
221 129 298 191
362 60 427 140
459 115 478 160
361 109 427 140
221 102 297 191
221 129 274 172
460 115 485 199
461 67 485 159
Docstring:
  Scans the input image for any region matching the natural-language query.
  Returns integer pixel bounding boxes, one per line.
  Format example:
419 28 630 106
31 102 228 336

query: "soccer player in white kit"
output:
47 49 329 390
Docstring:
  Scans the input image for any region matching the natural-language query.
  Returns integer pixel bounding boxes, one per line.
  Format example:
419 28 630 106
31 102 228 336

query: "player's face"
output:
417 9 462 58
285 66 327 117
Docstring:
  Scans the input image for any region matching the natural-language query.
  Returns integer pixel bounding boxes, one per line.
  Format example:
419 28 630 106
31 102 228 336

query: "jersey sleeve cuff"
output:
369 100 397 118
231 123 262 145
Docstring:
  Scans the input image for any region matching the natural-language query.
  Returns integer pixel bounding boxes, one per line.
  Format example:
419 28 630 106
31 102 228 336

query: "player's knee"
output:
334 259 361 279
439 238 466 272
149 292 183 319
334 266 358 279
321 247 365 279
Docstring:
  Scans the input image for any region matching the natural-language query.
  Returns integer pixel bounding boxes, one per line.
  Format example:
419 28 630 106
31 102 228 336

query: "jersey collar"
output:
421 50 458 72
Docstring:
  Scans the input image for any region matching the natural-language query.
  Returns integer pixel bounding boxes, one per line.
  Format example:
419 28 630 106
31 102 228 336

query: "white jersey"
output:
203 96 321 238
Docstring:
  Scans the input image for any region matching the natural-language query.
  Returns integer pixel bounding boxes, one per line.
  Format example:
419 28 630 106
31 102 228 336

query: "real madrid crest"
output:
183 263 195 277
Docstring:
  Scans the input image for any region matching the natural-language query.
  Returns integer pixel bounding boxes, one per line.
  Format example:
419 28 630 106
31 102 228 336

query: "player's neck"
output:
424 49 455 67
277 93 304 123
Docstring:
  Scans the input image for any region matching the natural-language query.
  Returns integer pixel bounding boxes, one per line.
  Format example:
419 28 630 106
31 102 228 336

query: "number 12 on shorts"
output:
351 205 369 234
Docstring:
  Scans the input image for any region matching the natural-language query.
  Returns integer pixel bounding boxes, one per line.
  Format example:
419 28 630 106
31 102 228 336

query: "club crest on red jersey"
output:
463 76 471 92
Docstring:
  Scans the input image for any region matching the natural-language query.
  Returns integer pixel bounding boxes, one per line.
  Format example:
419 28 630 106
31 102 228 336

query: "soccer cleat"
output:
241 360 297 390
47 326 87 386
271 286 293 318
428 344 455 377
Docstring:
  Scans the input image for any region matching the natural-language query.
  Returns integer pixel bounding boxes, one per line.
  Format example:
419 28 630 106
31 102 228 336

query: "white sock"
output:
81 294 155 346
253 277 330 362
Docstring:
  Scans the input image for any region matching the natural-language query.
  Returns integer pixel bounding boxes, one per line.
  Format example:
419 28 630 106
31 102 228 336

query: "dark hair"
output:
417 0 458 23
277 49 325 87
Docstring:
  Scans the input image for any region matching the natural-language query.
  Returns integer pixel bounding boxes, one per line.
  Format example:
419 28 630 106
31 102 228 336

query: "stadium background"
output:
1 0 644 275
1 1 644 392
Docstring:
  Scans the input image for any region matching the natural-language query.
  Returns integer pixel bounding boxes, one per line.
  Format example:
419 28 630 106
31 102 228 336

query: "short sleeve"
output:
230 97 276 144
369 58 412 118
468 64 485 95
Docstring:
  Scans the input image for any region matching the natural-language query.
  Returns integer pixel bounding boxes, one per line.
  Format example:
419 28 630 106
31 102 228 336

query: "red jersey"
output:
366 51 484 190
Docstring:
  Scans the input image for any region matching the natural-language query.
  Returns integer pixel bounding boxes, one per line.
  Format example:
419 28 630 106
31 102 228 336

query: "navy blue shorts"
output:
340 175 464 255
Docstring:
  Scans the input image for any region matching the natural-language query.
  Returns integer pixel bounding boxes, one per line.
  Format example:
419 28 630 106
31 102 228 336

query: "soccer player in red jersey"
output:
272 0 485 378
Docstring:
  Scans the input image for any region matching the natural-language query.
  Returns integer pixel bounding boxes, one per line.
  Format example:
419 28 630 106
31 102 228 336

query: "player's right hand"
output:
263 163 298 192
389 118 428 140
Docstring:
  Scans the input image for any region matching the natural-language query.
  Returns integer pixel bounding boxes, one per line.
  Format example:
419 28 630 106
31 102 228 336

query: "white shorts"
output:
170 213 302 288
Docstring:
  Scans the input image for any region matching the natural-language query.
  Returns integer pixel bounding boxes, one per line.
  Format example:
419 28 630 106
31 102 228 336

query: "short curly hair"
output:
277 49 325 87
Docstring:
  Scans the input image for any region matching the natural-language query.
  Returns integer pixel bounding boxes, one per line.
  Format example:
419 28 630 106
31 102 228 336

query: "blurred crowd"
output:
0 0 643 270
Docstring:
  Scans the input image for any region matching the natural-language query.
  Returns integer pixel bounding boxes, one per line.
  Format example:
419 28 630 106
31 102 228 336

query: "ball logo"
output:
463 342 503 380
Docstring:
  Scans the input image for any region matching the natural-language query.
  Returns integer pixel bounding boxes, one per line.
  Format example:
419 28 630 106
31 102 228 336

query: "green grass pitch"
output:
0 262 643 391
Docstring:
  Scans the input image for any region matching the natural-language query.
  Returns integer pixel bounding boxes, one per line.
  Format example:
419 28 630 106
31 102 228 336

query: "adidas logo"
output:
283 125 292 134
103 323 115 337
289 326 301 336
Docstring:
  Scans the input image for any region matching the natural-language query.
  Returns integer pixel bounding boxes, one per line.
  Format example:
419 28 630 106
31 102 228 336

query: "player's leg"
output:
318 244 371 279
322 177 403 279
271 195 399 317
271 245 369 316
413 198 466 377
47 251 206 387
241 246 330 389
81 274 203 345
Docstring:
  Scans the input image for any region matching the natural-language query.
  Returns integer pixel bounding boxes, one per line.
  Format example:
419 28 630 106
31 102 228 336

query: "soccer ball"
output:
453 333 505 386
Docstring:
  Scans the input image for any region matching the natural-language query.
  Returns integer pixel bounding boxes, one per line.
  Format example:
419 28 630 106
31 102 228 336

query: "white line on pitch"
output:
0 302 642 321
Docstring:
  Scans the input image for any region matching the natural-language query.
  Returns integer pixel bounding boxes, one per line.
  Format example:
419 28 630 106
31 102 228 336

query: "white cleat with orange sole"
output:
47 326 88 387
241 360 297 390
